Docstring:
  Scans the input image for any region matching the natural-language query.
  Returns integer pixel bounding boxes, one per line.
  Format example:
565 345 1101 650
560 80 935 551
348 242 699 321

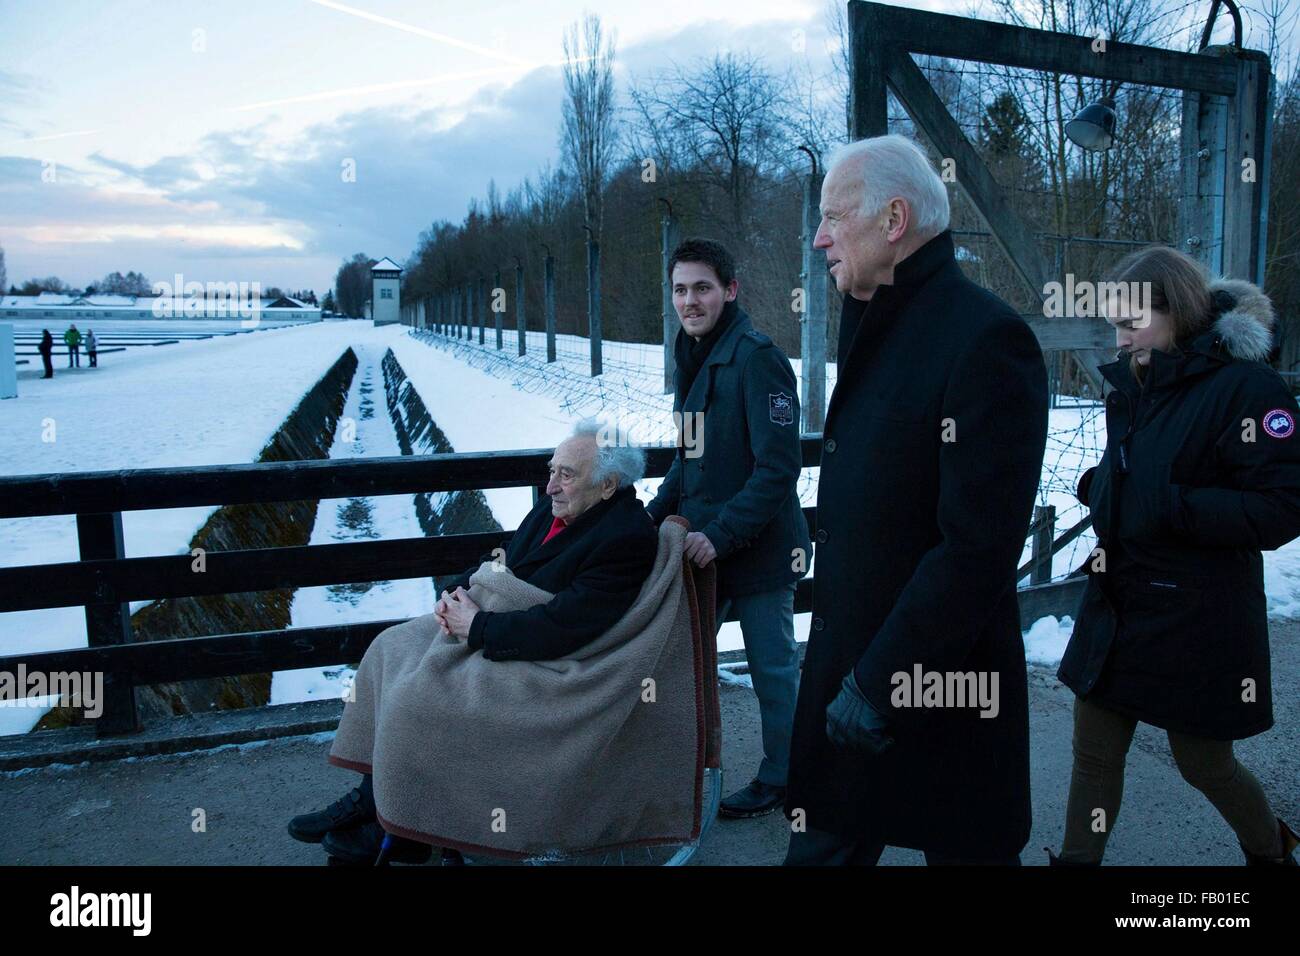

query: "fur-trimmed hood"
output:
1207 277 1275 362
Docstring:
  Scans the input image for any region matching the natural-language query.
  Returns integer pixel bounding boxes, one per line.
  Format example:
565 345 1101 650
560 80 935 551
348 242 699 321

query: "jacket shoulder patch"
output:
1263 408 1294 439
769 391 794 425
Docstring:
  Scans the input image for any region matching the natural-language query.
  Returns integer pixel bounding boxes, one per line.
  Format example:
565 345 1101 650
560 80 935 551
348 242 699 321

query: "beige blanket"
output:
328 517 710 859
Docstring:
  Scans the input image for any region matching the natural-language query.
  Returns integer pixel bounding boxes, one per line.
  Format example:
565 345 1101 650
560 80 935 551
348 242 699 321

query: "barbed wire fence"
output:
393 4 1283 590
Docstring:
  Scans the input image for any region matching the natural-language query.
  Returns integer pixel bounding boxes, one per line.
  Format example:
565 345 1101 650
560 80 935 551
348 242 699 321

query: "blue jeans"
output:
717 582 799 787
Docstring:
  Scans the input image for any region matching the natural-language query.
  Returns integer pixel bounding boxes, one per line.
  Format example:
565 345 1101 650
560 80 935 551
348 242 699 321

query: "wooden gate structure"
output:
847 0 1272 390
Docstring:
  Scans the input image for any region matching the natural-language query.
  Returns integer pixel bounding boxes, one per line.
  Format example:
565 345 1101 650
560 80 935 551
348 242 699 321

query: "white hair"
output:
570 417 646 488
824 134 950 239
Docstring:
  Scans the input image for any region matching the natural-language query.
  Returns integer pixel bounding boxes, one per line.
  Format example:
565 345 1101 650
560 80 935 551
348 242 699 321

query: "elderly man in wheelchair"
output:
288 417 711 866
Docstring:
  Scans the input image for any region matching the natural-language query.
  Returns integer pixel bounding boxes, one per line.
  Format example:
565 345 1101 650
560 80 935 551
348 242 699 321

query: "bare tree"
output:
561 14 617 236
561 13 617 372
629 51 792 239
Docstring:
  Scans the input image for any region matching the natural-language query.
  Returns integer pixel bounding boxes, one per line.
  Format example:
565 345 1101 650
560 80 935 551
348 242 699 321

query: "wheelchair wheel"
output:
460 764 722 867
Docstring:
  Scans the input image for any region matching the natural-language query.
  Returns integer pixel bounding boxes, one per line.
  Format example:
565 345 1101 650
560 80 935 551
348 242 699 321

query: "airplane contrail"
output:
307 0 538 68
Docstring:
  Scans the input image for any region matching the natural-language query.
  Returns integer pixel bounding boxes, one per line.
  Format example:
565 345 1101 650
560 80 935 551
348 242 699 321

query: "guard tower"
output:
370 257 401 326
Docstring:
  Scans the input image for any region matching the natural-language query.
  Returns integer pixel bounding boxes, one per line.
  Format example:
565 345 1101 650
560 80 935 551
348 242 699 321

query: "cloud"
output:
0 12 840 289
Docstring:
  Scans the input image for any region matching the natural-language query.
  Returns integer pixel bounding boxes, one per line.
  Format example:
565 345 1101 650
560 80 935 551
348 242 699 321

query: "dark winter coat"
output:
1058 278 1300 739
445 484 657 662
38 332 53 356
785 229 1049 858
645 301 812 599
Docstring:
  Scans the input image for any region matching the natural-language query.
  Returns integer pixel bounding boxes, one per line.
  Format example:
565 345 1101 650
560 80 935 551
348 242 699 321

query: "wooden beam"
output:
851 1 1237 95
0 532 512 612
1222 50 1272 284
849 0 888 138
1017 576 1087 630
1024 316 1114 350
0 569 1072 698
0 502 812 613
0 448 655 519
0 620 403 689
884 49 1051 298
1 439 827 520
1179 74 1228 275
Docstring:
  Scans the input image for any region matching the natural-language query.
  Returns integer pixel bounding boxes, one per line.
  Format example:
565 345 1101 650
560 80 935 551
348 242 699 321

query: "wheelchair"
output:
457 527 724 867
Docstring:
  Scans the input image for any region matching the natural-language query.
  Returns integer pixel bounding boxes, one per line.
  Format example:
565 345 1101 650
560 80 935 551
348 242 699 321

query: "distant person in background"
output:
38 329 54 378
85 328 98 368
63 324 81 368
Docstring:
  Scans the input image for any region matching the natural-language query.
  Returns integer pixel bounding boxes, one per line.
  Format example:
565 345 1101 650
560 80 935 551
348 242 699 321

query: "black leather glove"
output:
826 669 895 755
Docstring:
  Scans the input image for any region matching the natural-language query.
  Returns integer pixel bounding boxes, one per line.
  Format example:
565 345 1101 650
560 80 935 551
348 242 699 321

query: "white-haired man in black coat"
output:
784 134 1048 865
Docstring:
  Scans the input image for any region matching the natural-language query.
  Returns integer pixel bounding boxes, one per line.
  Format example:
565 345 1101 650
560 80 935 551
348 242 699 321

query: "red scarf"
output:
541 515 568 544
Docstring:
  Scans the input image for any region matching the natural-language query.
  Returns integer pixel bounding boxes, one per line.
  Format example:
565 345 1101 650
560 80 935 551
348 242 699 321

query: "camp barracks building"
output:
1 291 322 322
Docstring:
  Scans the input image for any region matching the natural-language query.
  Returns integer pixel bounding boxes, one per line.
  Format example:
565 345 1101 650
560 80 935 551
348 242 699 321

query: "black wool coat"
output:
444 485 657 662
785 230 1049 858
646 301 812 599
1059 279 1300 739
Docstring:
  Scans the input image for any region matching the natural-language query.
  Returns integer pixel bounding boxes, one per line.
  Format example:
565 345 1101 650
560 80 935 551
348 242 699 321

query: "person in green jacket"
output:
63 325 82 368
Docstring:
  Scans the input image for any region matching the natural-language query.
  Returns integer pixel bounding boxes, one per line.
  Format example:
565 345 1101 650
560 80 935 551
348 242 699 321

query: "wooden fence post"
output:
1031 504 1056 586
515 257 527 356
800 151 828 433
544 248 557 363
76 511 139 735
660 202 680 394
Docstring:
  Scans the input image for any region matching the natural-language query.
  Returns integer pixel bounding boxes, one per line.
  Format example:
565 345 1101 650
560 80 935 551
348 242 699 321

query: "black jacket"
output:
445 485 657 661
1059 278 1300 739
645 301 812 599
785 230 1048 858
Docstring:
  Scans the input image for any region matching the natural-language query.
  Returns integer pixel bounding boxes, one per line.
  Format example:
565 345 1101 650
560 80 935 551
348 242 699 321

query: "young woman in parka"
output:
1050 246 1300 866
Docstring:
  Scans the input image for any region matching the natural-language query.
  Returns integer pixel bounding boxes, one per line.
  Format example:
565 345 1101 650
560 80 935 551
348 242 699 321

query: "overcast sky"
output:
0 0 1274 294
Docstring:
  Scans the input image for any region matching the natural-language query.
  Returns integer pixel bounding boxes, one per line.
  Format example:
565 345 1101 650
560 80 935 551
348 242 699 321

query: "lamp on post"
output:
1064 96 1117 151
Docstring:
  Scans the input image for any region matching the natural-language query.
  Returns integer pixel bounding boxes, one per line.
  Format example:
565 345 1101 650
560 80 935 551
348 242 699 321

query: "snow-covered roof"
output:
1 294 318 313
371 257 402 274
7 293 153 306
85 294 144 306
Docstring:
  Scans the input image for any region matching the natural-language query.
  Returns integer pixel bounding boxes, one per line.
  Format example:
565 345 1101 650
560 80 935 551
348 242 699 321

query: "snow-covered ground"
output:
4 319 1300 734
270 343 436 706
0 320 401 651
0 321 404 732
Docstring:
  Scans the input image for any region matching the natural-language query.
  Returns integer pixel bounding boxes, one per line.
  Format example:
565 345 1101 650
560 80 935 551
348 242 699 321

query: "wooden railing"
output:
0 436 1085 736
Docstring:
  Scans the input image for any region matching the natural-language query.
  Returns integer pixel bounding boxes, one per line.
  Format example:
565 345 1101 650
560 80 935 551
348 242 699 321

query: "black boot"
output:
718 779 786 819
1242 818 1299 866
1045 847 1100 866
288 774 375 844
322 821 432 865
